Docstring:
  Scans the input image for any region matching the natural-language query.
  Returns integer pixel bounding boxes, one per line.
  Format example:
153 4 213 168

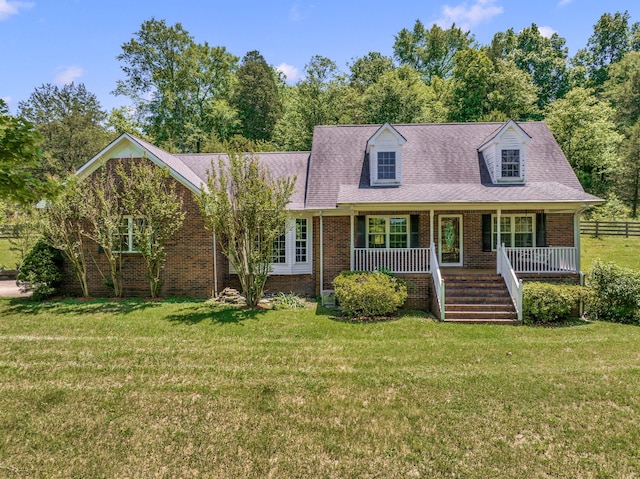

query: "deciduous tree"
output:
199 152 295 308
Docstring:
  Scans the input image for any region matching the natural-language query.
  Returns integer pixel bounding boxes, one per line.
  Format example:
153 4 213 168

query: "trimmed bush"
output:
333 270 408 318
522 282 590 325
16 239 63 300
585 260 640 324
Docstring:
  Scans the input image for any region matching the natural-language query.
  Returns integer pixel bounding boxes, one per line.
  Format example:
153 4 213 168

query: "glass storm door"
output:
439 215 463 266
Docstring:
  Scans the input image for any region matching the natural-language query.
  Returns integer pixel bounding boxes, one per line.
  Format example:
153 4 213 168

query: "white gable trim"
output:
75 133 202 195
366 123 407 147
367 123 406 186
477 119 531 151
478 120 531 184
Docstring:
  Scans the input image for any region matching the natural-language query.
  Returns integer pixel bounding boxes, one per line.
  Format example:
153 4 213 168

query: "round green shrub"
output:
522 282 590 325
333 270 408 319
16 238 63 300
585 260 640 324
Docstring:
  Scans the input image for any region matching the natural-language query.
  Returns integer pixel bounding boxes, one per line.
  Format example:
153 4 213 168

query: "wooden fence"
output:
580 221 640 237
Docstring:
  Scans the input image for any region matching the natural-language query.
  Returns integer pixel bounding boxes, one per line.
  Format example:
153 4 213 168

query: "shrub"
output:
333 270 408 318
271 292 306 310
16 239 63 300
585 260 640 324
522 282 590 325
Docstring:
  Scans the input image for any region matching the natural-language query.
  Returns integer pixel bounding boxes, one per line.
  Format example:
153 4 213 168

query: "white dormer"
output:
367 123 407 186
478 119 531 184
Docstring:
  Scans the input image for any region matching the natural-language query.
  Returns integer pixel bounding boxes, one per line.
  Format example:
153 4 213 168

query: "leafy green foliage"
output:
271 292 306 310
16 238 63 300
116 160 186 298
114 18 238 152
0 99 58 204
333 270 408 319
199 152 295 308
232 51 283 142
522 282 590 324
586 260 640 324
18 83 111 177
393 20 474 83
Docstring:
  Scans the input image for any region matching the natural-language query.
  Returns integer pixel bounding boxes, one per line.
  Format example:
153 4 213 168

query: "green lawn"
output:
0 298 639 478
0 238 18 270
581 234 640 271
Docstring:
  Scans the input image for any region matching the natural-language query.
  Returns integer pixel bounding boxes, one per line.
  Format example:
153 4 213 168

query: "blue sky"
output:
1 0 639 113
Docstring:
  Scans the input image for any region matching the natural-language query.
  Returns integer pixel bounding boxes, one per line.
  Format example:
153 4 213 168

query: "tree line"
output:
2 11 640 215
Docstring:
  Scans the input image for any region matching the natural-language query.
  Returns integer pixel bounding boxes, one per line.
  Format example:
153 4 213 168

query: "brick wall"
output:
320 216 351 290
547 213 575 247
59 158 215 298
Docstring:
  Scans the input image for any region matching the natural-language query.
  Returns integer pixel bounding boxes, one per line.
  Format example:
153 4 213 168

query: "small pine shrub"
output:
16 239 63 300
585 260 640 324
271 292 306 310
522 282 590 325
333 270 408 319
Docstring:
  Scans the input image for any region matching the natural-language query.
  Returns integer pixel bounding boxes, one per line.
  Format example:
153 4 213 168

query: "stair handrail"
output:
430 241 445 320
497 243 523 322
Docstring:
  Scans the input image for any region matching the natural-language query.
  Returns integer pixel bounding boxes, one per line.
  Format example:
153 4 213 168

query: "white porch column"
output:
319 212 324 291
574 210 581 274
213 230 218 297
350 209 355 271
496 209 502 274
429 210 434 251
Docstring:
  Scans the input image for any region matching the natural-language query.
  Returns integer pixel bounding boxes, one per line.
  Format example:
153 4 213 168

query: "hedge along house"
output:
68 120 601 323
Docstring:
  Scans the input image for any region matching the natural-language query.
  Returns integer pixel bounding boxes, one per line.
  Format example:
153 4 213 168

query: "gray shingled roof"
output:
176 152 309 210
305 122 600 208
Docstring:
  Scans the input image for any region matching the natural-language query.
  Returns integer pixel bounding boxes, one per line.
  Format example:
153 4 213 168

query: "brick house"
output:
69 120 601 322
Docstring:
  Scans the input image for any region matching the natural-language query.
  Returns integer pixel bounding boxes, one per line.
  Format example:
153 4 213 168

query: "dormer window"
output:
501 149 520 178
377 151 396 180
367 123 406 186
478 119 531 184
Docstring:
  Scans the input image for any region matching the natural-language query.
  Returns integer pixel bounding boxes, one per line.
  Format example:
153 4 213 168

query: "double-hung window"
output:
261 218 312 274
377 152 396 181
116 217 144 253
295 218 308 262
501 149 520 178
367 216 408 249
492 215 534 250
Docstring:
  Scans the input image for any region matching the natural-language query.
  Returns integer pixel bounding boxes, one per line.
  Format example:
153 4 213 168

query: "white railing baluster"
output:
352 248 431 273
504 246 577 274
498 243 523 322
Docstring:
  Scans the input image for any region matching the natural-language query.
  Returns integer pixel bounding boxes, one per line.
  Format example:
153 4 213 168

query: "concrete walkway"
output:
0 280 31 298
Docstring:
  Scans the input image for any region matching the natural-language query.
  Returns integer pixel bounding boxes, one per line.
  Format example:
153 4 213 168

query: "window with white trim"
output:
115 217 145 253
367 216 408 249
272 232 287 263
377 151 396 180
501 149 521 178
295 218 308 262
492 214 534 250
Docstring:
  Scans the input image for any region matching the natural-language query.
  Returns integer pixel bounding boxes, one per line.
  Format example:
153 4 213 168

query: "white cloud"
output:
289 3 315 22
538 26 557 38
54 66 85 85
276 63 300 82
0 0 34 21
435 0 504 30
558 0 573 6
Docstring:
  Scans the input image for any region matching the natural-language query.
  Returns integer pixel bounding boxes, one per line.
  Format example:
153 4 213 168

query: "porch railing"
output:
430 242 445 320
497 243 523 322
505 247 578 273
353 247 430 273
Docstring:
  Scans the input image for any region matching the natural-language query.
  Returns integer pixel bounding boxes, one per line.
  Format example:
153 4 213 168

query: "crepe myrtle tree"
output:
116 160 185 298
199 152 295 308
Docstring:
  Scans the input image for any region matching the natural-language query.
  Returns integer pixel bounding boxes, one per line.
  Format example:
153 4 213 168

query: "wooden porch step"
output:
445 310 517 321
446 303 515 312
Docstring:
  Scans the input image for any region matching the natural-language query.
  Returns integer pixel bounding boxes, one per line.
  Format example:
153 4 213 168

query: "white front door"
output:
439 215 463 267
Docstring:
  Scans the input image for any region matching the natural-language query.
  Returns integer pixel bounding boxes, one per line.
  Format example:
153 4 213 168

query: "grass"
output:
1 298 639 478
0 238 19 270
581 234 640 271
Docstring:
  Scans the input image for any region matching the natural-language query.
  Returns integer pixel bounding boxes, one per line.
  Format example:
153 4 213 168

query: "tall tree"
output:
616 120 640 217
580 10 639 89
487 59 539 121
603 51 640 129
199 152 295 308
232 50 283 142
447 49 493 121
393 20 474 84
0 99 57 204
359 66 448 124
545 87 623 195
18 83 110 177
490 24 570 110
348 52 395 93
273 56 348 150
114 18 238 153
